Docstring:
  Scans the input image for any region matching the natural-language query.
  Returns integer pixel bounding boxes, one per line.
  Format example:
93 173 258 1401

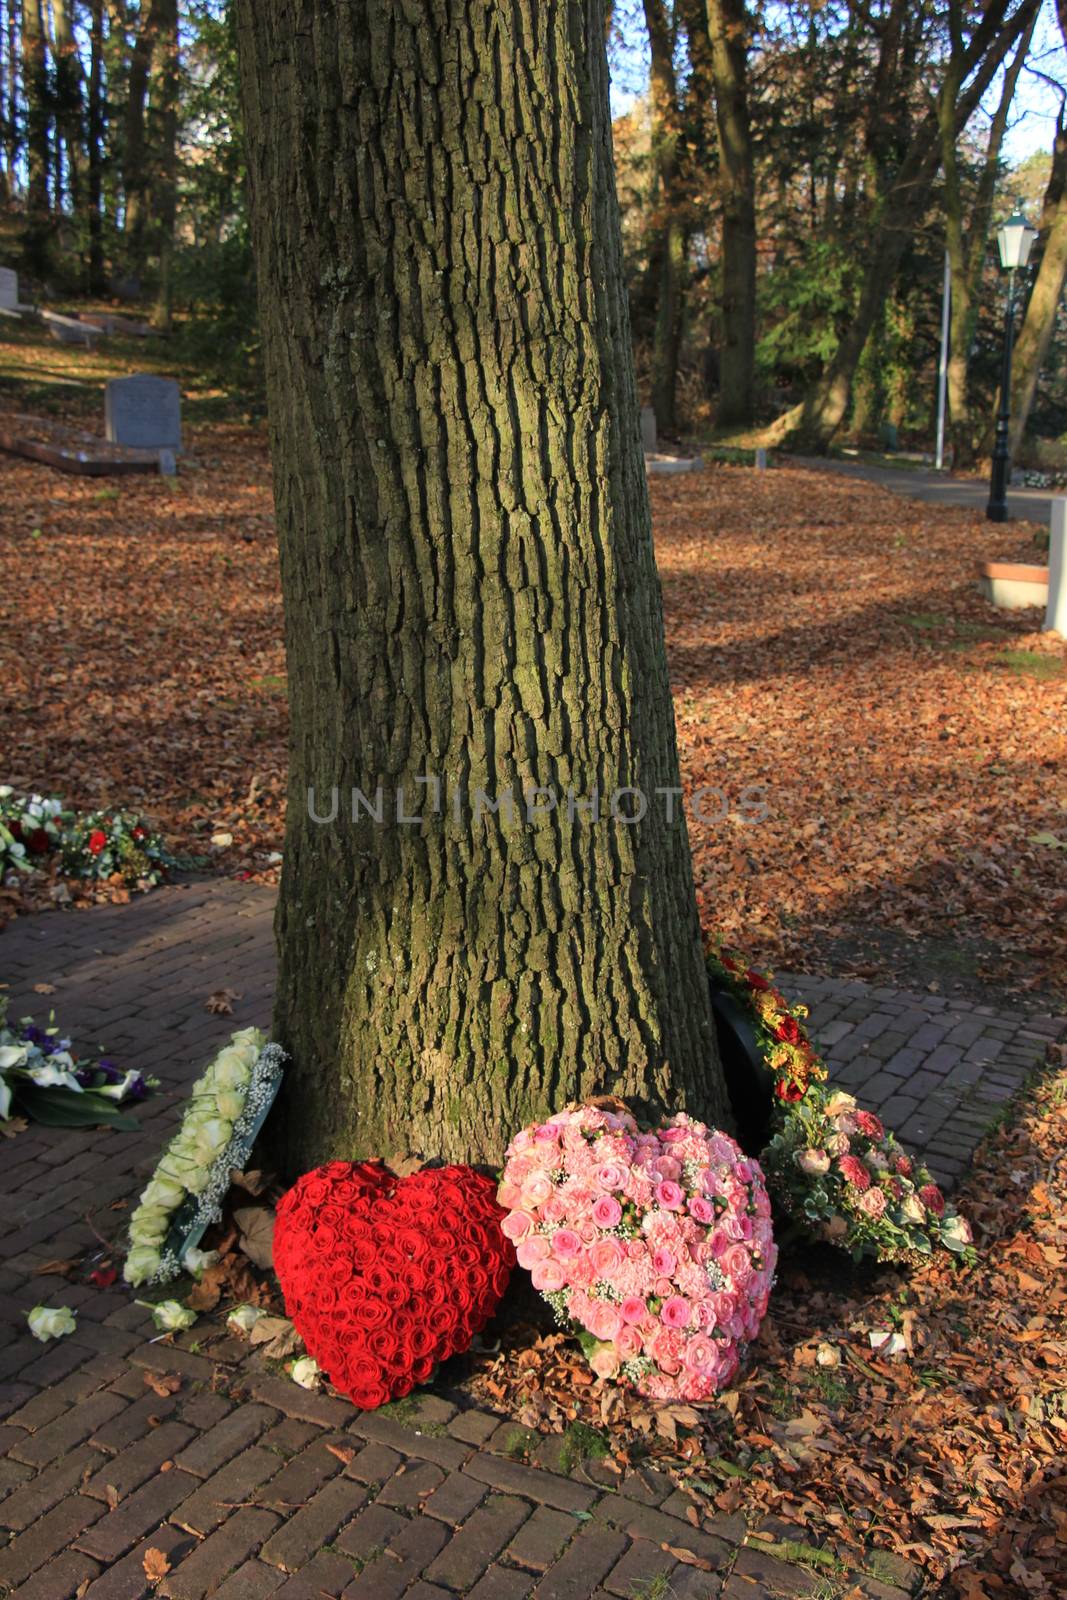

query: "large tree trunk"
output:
941 15 1032 469
149 0 178 329
643 0 688 434
1007 127 1067 459
236 0 727 1174
122 0 158 272
87 0 106 290
704 0 756 428
52 0 84 216
21 0 51 266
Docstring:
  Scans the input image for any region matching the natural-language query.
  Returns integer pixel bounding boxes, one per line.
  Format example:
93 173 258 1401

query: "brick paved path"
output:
1 883 1063 1599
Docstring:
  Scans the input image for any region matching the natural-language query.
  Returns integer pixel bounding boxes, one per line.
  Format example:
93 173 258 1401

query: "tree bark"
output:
235 0 727 1173
52 0 85 217
87 0 106 289
149 0 178 328
21 0 51 270
941 11 1032 469
1003 0 1067 459
122 0 158 271
703 0 756 428
643 0 688 434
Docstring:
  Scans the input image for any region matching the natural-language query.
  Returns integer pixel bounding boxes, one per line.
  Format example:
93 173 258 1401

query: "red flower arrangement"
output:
274 1160 514 1410
706 944 827 1104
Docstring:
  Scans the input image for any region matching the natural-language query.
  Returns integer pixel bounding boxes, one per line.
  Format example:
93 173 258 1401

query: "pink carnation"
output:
837 1155 871 1190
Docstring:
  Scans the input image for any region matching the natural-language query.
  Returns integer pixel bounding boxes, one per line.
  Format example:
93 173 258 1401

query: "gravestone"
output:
640 405 657 454
0 267 19 309
755 447 768 471
105 374 182 452
1046 499 1067 636
42 309 100 347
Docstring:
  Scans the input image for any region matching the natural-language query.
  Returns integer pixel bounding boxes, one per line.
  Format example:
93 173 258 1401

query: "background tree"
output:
235 0 727 1173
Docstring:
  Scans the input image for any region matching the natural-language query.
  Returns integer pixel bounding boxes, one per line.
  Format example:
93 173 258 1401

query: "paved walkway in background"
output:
0 882 1063 1600
783 454 1058 525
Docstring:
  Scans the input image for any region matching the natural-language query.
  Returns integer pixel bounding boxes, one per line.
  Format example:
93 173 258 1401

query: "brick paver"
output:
1 882 1062 1598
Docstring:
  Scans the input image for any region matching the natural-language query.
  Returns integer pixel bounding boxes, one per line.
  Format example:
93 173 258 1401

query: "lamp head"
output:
996 208 1038 271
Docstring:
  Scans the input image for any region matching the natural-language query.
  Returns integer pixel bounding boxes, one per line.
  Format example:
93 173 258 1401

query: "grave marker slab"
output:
0 266 32 313
105 374 182 452
640 405 658 454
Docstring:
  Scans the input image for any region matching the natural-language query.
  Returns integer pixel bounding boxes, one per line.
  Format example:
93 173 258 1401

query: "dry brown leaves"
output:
1 421 1063 994
651 466 1067 998
467 1055 1067 1594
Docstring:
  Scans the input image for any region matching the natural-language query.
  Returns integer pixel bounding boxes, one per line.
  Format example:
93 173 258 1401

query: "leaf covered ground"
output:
463 1053 1067 1596
1 400 1063 998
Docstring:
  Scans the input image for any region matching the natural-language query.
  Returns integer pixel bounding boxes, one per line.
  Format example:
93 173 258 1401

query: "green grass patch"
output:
556 1420 611 1474
991 649 1066 681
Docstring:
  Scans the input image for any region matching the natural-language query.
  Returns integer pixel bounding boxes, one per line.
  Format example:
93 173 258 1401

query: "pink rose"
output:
551 1228 582 1257
620 1296 646 1324
596 1163 626 1190
521 1174 553 1206
651 1247 676 1276
496 1181 523 1208
530 1258 566 1292
723 1242 753 1287
655 1181 685 1211
688 1196 715 1224
660 1125 689 1143
516 1236 551 1269
682 1335 718 1375
590 1344 619 1379
661 1296 692 1330
591 1194 622 1229
652 1155 682 1183
590 1237 624 1277
616 1325 644 1360
501 1209 535 1242
586 1301 622 1341
859 1186 886 1219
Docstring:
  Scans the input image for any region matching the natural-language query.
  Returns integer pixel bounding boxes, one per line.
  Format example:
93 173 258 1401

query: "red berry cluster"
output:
274 1160 514 1410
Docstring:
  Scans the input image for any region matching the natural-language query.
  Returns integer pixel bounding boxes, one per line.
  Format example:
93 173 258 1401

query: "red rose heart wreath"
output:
274 1160 514 1409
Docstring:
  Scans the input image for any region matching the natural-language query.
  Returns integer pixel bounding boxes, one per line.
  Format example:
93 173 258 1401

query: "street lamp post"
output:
986 208 1038 523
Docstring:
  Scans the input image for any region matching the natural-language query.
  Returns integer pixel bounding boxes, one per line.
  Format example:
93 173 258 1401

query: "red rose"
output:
88 829 107 855
745 969 770 991
775 1079 804 1102
919 1184 945 1217
774 1016 801 1045
27 827 51 855
132 825 146 840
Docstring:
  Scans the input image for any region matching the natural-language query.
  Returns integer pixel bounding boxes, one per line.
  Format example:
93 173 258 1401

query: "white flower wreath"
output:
124 1028 286 1286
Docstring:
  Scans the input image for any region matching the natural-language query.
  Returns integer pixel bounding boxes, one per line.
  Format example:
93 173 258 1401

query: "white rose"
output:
211 1050 252 1090
140 1175 186 1211
183 1247 220 1275
900 1194 925 1225
0 1045 28 1070
941 1214 973 1250
183 1162 211 1195
129 1204 171 1239
193 1118 233 1159
825 1092 857 1117
215 1089 244 1121
140 1299 197 1332
123 1245 162 1285
290 1357 321 1390
0 784 12 798
28 1304 77 1341
228 1304 266 1334
794 1148 830 1176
